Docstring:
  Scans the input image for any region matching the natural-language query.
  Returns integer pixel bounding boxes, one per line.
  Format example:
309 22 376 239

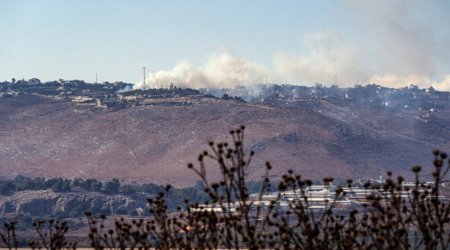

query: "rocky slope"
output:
0 189 148 218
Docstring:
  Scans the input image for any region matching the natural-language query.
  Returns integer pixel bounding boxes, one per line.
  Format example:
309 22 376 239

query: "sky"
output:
1 0 449 90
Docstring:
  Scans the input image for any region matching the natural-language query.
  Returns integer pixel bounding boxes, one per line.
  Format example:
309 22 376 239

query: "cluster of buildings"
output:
203 83 449 113
0 78 206 111
191 178 446 215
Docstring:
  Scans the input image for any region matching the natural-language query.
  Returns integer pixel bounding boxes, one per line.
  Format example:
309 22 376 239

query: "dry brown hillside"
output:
0 95 449 186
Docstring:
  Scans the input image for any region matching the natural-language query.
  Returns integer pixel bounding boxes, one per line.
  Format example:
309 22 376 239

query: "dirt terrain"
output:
1 95 449 186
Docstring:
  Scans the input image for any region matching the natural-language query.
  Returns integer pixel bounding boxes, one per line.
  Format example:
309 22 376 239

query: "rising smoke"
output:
345 0 450 90
135 0 450 91
272 31 365 86
134 53 266 90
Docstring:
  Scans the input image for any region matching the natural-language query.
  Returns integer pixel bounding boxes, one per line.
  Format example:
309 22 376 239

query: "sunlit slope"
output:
0 95 448 185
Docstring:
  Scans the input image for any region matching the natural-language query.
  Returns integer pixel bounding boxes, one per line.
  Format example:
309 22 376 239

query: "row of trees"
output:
0 176 165 195
0 176 265 201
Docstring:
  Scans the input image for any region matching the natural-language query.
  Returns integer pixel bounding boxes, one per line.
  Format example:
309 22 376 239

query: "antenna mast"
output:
143 67 146 90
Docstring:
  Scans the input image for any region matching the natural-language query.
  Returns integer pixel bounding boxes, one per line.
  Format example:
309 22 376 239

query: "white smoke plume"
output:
368 74 450 90
272 31 365 86
135 1 450 91
134 53 266 90
343 0 450 90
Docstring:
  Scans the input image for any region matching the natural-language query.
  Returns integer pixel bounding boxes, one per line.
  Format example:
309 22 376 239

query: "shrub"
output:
28 219 76 250
84 126 450 249
0 220 18 250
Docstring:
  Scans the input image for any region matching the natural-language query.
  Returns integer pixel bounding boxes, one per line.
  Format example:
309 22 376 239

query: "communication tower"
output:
143 67 146 90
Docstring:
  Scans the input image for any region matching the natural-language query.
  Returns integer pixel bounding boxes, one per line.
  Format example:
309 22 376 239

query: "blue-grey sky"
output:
1 0 449 89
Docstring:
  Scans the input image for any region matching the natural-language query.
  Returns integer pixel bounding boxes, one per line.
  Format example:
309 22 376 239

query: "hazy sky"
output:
1 0 449 89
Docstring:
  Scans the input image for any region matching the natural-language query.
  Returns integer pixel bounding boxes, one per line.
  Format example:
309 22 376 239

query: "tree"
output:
102 179 120 194
0 182 14 195
119 184 136 195
13 175 33 191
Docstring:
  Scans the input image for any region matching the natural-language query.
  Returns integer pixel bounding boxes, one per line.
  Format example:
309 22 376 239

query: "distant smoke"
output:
135 1 450 91
368 74 450 90
272 31 365 86
344 0 450 90
134 53 266 90
117 84 133 93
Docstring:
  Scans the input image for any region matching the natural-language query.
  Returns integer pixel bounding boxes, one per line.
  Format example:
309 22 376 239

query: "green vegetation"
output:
1 126 450 249
0 176 152 195
0 176 264 205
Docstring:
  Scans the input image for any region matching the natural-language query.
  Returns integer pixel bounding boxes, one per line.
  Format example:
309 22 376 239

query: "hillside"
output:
0 93 449 186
